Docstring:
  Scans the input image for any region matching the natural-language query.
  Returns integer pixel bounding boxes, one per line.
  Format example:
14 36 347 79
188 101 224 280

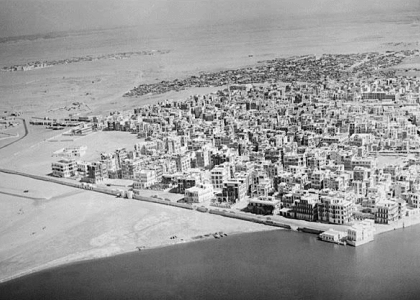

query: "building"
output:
133 170 157 189
318 196 354 225
221 180 247 203
375 200 399 224
211 166 229 189
175 154 191 173
166 136 182 154
52 146 87 158
319 229 348 244
85 161 108 183
196 148 210 168
292 194 318 221
177 176 197 193
121 159 142 180
347 220 375 246
247 196 280 215
71 123 93 136
184 183 214 203
51 159 77 178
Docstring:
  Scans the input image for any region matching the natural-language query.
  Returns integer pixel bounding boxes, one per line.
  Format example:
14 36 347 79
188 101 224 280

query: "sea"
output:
1 227 420 300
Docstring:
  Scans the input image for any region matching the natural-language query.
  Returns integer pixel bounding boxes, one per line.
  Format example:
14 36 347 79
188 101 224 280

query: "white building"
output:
319 229 348 244
347 220 375 246
184 183 214 203
133 170 157 189
51 159 77 178
53 146 87 158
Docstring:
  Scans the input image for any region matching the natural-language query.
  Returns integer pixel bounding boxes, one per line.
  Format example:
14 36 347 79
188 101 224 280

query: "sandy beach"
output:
0 172 276 283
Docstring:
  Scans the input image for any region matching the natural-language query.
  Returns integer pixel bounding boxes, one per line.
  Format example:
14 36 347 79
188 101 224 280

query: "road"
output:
0 118 29 150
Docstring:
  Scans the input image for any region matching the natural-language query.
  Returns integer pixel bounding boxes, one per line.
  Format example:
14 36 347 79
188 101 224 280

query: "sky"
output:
0 0 418 38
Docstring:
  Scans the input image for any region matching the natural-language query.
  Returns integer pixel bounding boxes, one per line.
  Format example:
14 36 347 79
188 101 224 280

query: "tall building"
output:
318 196 354 225
211 166 228 189
86 161 108 183
221 180 247 203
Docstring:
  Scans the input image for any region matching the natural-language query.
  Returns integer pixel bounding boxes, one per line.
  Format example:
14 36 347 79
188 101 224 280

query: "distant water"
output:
1 226 420 300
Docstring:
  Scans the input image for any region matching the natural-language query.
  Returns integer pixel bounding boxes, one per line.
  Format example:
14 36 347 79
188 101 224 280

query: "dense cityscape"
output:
36 50 420 247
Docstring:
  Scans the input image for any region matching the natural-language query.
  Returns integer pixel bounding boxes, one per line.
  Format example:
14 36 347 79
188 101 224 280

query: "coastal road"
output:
0 118 29 150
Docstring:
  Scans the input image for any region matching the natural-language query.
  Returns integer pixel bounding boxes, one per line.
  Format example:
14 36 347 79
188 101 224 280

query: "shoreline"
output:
0 228 277 285
2 169 420 285
1 185 419 285
4 212 420 285
3 208 420 285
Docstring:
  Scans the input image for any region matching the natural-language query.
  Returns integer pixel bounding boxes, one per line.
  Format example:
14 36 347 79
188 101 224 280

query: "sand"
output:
0 172 275 283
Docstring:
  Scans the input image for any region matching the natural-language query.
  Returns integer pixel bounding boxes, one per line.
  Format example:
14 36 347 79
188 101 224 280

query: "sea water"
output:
1 226 420 300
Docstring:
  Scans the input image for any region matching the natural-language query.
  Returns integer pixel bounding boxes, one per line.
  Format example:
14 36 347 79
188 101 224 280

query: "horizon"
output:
0 0 419 39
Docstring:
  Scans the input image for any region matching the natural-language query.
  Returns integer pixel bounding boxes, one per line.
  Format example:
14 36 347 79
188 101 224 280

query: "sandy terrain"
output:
0 126 144 175
0 172 275 283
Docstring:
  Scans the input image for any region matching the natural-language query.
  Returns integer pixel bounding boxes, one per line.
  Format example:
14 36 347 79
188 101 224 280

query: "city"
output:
12 49 419 248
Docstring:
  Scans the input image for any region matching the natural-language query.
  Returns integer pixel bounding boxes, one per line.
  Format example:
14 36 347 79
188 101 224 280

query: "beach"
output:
0 172 276 284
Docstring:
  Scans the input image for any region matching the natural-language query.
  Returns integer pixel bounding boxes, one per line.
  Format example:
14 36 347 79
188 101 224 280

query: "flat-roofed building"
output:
292 194 318 221
375 200 399 224
247 196 280 215
184 183 214 203
347 220 375 246
319 229 348 244
177 176 197 194
175 153 191 173
221 180 247 203
318 196 355 225
51 159 77 178
86 161 108 183
133 170 157 189
211 166 228 190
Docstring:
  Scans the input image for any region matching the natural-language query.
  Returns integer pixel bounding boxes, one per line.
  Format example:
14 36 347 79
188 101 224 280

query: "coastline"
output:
0 172 277 285
0 228 277 285
3 211 420 285
3 197 420 285
1 167 419 285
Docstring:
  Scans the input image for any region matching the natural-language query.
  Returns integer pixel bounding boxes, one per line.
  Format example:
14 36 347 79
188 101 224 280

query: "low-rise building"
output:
247 196 280 215
319 229 348 244
51 159 77 178
184 183 214 203
347 220 375 246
